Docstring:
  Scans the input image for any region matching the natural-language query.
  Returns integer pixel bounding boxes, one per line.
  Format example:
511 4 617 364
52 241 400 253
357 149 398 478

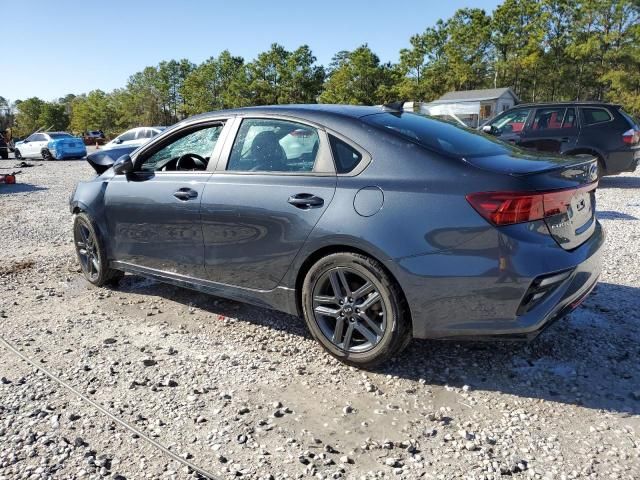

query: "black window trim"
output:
213 114 338 177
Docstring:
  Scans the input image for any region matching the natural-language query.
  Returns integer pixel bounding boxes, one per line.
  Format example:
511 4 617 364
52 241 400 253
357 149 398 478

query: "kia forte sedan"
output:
70 105 603 367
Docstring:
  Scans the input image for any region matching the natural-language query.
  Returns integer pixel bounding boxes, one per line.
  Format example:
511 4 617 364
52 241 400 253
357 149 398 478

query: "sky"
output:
1 0 501 102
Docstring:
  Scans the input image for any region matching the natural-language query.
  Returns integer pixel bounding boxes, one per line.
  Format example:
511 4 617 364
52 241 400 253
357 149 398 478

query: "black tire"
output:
301 252 411 368
41 149 53 161
14 149 22 160
73 212 123 287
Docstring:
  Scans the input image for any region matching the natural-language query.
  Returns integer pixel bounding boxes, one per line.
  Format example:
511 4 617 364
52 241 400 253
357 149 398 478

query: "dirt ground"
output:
0 155 638 480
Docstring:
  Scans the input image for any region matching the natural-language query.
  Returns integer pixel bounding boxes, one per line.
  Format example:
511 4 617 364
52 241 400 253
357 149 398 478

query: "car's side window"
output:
227 119 320 173
33 134 47 142
531 107 567 130
138 124 224 172
491 108 531 134
581 108 612 126
135 129 148 140
329 135 362 174
562 108 577 128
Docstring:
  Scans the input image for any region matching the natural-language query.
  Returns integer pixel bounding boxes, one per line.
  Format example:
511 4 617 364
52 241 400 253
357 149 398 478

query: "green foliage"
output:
38 103 68 132
8 0 640 136
14 97 45 136
319 45 394 104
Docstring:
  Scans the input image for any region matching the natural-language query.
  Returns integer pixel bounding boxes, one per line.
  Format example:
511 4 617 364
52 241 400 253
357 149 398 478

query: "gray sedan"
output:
70 105 603 367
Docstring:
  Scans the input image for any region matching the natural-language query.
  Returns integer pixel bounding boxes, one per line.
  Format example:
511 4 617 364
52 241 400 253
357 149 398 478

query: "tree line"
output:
3 0 639 138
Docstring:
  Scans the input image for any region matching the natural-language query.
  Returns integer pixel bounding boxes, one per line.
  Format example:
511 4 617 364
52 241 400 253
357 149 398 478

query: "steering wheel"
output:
176 153 207 171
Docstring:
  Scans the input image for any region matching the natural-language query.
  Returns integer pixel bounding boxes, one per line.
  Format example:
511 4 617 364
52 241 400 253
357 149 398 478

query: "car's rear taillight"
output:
466 182 597 226
622 128 640 145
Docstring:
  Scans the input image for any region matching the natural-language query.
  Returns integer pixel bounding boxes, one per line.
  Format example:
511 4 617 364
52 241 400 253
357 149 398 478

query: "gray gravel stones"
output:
1 158 639 478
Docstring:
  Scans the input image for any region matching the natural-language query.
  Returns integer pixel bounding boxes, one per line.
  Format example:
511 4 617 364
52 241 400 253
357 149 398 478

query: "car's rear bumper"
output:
52 148 87 159
605 147 639 174
391 220 604 340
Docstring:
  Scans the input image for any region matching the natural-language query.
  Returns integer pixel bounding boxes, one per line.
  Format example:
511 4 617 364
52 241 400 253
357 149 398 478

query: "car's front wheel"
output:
301 252 411 368
73 213 123 286
14 149 22 159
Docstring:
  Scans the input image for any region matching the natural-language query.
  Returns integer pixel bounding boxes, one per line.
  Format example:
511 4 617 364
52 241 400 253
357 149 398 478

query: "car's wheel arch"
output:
564 147 606 172
293 243 412 328
71 202 112 258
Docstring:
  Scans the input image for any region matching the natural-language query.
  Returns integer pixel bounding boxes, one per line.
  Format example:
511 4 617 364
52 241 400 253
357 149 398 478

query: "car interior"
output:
138 125 223 172
227 120 320 173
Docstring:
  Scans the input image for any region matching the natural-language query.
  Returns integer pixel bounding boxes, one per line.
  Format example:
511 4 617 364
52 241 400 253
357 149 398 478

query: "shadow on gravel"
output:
597 210 638 221
598 175 640 189
0 183 48 194
114 276 640 415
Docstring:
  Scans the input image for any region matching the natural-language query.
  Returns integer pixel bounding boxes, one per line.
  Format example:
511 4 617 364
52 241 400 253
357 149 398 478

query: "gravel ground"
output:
0 155 639 480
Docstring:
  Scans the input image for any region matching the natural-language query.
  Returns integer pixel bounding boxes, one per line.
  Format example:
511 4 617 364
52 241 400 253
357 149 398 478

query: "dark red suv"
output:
482 102 640 177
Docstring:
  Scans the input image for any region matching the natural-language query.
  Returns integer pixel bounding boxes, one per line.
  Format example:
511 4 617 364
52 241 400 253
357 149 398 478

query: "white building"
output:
408 87 519 128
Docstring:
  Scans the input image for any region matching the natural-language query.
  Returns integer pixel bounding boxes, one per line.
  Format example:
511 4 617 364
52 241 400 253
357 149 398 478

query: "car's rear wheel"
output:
301 252 411 368
73 213 123 286
41 149 53 161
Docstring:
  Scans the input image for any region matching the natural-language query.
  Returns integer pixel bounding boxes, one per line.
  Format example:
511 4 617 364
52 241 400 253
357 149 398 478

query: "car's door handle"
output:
288 193 324 209
560 137 571 142
173 188 198 201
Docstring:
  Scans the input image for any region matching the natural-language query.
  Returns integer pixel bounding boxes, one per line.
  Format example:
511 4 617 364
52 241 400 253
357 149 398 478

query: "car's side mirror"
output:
113 154 134 174
113 138 122 144
482 125 495 134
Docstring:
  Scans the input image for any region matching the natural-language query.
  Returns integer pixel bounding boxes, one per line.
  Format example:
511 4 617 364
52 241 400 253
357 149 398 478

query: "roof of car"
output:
190 104 390 123
514 101 621 108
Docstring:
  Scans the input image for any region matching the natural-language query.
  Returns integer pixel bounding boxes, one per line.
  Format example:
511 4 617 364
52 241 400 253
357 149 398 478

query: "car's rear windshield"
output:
362 112 509 157
49 133 73 139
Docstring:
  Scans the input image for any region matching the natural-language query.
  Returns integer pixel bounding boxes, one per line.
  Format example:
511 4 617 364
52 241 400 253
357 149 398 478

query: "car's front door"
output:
200 117 337 290
488 107 532 145
23 133 48 158
20 134 38 157
519 107 579 153
104 120 229 278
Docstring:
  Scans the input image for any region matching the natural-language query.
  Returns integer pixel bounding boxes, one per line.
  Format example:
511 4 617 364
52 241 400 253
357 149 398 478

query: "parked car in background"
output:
83 130 106 145
15 132 86 160
0 133 8 159
71 105 602 367
103 126 165 150
481 102 640 177
87 127 166 174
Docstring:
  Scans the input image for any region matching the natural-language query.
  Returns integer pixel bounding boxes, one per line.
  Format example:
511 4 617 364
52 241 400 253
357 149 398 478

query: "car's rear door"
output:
104 120 230 278
200 116 337 290
519 106 579 153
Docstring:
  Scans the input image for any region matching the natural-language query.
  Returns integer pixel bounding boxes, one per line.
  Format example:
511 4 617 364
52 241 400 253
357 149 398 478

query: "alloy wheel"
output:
312 267 387 353
74 221 100 282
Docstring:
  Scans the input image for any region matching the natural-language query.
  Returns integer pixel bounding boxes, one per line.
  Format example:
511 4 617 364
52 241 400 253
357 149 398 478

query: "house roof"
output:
431 87 519 103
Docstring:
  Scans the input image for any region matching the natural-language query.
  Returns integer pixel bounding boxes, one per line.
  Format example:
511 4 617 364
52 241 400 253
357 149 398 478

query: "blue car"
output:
15 132 86 160
71 105 603 367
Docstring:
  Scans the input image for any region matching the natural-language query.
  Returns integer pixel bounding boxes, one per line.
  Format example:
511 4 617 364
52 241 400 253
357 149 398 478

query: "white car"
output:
14 132 86 160
103 126 165 150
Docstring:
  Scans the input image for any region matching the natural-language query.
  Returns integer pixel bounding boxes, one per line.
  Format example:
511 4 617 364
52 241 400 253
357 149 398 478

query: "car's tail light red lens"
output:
622 128 640 145
466 182 597 226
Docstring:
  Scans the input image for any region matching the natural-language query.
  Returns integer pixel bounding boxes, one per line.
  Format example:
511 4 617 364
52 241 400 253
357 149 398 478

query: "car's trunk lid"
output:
465 153 599 250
